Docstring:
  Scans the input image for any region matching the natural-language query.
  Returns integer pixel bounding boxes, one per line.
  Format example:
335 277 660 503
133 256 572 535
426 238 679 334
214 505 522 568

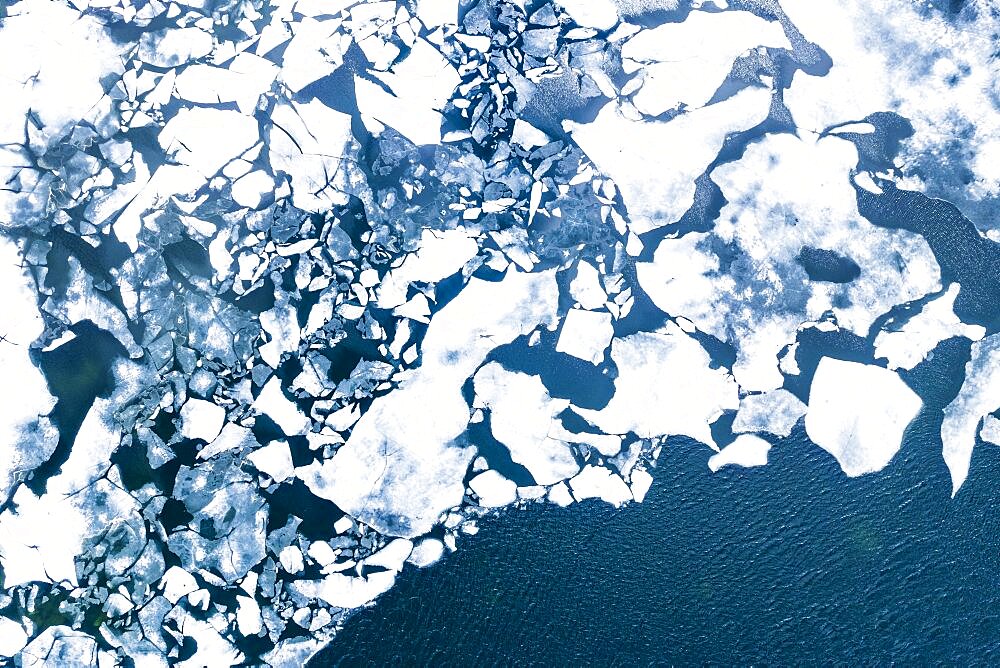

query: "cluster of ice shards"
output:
0 0 999 663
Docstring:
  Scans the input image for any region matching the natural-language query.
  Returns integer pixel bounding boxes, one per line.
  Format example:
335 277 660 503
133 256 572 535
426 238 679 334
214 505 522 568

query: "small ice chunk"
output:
363 538 413 571
308 541 336 566
199 422 253 460
254 376 310 436
407 538 445 568
629 469 653 503
548 482 574 507
570 260 607 310
279 546 304 573
179 398 225 442
874 283 986 370
708 434 772 472
805 358 922 477
333 516 353 534
941 334 1000 495
248 441 294 483
556 309 614 364
732 389 807 438
469 471 517 508
161 566 199 604
236 596 263 636
981 416 1000 446
569 465 633 506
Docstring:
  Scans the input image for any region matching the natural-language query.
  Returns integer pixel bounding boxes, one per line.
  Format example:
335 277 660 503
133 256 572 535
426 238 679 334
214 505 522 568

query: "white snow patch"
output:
805 358 922 477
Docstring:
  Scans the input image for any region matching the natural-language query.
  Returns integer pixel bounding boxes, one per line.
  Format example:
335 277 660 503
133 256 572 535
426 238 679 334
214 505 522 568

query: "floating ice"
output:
708 435 772 473
942 334 1000 495
575 324 738 447
303 268 558 537
469 470 518 508
179 398 226 443
473 363 579 486
981 416 1000 447
555 308 614 365
569 465 633 506
874 284 986 370
805 358 922 477
732 390 807 438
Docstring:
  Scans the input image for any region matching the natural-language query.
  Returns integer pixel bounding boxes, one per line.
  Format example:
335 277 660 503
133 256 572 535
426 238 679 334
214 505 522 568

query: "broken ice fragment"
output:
179 398 226 442
708 435 772 473
555 308 614 364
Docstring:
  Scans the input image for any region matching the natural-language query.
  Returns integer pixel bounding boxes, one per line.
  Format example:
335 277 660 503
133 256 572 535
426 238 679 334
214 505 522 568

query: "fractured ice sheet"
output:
0 0 998 663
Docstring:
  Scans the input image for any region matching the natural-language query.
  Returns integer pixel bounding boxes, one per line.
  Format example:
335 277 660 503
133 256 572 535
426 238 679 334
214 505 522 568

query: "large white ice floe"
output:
0 238 58 503
574 323 738 448
782 0 1000 228
805 358 922 477
302 267 559 537
941 334 1000 496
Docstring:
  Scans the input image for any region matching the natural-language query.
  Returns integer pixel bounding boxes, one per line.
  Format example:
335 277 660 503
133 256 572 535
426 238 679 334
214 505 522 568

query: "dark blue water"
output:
312 411 1000 665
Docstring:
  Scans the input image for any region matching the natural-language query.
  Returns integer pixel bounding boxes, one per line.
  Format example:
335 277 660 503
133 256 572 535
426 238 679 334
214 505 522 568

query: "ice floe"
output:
575 324 738 447
874 284 986 370
708 435 772 473
942 334 1000 495
805 358 922 477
